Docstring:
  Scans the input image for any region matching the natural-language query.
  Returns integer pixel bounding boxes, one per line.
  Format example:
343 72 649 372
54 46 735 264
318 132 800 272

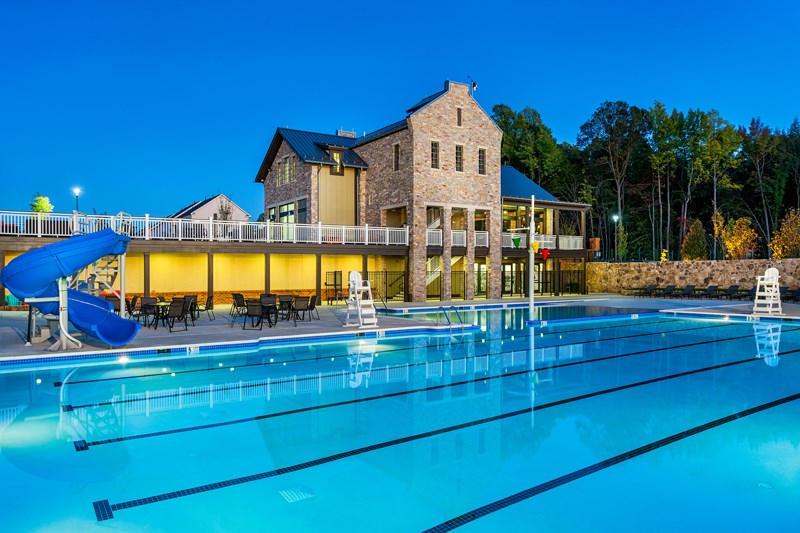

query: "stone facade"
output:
261 140 315 222
587 259 800 293
355 81 503 301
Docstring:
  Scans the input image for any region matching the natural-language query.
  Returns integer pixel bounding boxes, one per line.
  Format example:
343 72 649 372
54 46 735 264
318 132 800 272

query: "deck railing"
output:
0 210 409 246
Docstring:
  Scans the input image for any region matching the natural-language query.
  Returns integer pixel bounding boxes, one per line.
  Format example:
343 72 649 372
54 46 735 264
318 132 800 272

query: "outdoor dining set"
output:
228 293 320 330
107 294 214 332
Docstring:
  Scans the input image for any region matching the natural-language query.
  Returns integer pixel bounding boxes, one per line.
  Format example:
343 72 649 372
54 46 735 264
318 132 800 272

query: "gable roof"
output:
167 195 221 218
167 194 250 219
351 119 408 147
405 87 448 114
500 166 561 202
255 128 369 183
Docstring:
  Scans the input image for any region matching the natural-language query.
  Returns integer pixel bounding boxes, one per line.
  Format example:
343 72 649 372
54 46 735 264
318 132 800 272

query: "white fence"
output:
0 210 409 246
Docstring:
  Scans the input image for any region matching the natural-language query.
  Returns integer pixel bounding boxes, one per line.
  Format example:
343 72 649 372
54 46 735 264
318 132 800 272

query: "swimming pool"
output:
1 308 799 531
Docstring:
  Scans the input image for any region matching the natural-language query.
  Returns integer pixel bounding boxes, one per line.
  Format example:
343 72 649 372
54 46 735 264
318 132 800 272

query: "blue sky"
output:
1 0 798 218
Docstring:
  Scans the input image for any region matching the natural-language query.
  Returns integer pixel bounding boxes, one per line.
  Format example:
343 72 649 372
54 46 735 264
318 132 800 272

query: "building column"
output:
0 250 5 306
207 253 214 300
143 252 151 297
409 204 427 302
466 209 475 300
487 207 502 299
316 254 322 302
264 253 271 294
442 206 452 301
362 254 368 285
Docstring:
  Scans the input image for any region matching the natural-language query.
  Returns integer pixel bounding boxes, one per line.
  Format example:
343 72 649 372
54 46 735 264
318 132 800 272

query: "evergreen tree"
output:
681 219 708 260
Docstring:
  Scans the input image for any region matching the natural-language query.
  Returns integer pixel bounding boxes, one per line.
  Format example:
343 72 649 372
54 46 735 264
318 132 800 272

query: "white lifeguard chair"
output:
753 323 781 367
344 271 378 328
752 267 783 316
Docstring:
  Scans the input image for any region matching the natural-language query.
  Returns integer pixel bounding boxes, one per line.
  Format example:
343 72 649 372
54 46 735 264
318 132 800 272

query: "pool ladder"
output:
435 305 465 334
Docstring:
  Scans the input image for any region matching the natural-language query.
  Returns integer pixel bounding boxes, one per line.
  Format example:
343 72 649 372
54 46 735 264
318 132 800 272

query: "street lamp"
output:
611 214 620 262
73 187 81 212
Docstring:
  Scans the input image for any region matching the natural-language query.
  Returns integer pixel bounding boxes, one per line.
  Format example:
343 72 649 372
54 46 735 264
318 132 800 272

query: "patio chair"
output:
784 288 800 302
633 285 656 297
733 287 756 300
140 297 158 327
696 286 718 299
293 296 311 323
259 295 278 327
243 300 263 330
230 293 247 327
278 295 295 320
657 285 676 298
196 296 215 320
126 297 145 323
718 285 739 299
184 294 199 321
181 297 196 327
165 300 188 332
307 295 320 320
674 285 696 299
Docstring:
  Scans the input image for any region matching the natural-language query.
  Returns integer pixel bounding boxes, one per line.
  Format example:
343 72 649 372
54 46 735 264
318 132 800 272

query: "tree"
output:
722 217 760 259
30 192 54 213
778 118 800 209
648 103 682 260
769 208 800 258
217 198 233 221
256 212 265 222
681 219 708 260
739 118 782 257
492 104 561 188
579 101 649 244
703 111 741 258
677 109 711 244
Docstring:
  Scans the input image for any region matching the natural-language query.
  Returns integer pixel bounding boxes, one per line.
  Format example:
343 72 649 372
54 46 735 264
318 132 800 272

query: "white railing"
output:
502 232 528 249
426 228 443 246
558 235 585 250
451 230 466 247
0 210 409 246
475 231 489 247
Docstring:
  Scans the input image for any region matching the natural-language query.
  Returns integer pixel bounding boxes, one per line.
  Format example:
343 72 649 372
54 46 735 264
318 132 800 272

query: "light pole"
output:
612 214 619 262
73 187 81 212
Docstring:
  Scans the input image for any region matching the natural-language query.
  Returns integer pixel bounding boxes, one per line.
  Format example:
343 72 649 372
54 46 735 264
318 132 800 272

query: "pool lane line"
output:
56 317 722 389
57 317 680 388
68 320 759 420
90 348 800 522
422 390 800 532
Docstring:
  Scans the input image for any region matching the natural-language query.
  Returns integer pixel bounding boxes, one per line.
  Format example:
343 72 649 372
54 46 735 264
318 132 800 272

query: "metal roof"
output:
278 128 368 168
500 166 560 202
405 88 448 114
352 119 408 147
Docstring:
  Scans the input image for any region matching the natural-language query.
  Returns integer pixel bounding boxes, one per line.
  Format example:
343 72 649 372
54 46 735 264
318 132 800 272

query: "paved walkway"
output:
2 294 799 362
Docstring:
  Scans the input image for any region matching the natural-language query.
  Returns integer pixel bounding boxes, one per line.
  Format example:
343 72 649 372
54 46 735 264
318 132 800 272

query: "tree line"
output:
493 102 800 261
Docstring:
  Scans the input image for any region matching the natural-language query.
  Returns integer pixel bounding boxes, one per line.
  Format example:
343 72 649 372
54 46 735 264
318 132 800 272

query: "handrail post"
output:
145 214 151 240
318 221 322 244
365 223 369 245
266 219 270 243
37 214 42 237
178 219 182 241
341 225 345 244
208 216 213 242
385 226 389 245
238 221 243 242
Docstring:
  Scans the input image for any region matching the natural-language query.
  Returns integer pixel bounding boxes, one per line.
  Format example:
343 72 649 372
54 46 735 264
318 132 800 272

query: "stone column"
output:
409 204 427 302
466 209 475 299
442 206 452 301
487 207 502 299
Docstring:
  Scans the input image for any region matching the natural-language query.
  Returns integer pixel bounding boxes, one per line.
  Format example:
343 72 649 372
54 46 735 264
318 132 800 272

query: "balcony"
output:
421 230 584 250
0 210 409 246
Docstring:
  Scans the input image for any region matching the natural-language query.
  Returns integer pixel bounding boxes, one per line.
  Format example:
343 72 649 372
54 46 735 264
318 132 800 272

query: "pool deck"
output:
1 294 799 362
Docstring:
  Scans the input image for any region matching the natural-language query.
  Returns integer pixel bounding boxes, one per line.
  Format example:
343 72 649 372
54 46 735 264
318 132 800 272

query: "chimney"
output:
336 130 356 138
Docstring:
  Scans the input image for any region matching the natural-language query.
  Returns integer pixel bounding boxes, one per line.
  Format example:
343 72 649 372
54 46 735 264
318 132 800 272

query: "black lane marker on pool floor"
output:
91 348 800 521
76 326 772 451
58 316 690 388
67 320 742 415
422 391 800 532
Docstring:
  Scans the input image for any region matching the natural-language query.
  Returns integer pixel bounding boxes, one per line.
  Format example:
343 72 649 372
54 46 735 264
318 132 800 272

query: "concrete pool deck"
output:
2 294 800 361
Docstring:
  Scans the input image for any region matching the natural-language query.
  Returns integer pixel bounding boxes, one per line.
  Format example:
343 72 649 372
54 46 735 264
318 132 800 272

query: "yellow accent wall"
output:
214 254 264 292
270 254 316 291
122 253 144 293
150 253 207 292
319 166 356 225
321 255 362 275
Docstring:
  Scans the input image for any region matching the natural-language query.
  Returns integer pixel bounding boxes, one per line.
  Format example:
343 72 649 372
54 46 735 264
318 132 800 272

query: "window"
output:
275 162 282 186
296 199 307 224
455 145 463 172
457 107 462 127
393 144 400 171
283 157 290 184
288 156 296 182
331 150 343 175
268 207 276 222
478 148 486 175
431 141 439 169
279 202 295 223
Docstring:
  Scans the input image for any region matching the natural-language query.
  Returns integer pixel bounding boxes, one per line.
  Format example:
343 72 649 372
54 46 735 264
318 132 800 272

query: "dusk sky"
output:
2 0 798 219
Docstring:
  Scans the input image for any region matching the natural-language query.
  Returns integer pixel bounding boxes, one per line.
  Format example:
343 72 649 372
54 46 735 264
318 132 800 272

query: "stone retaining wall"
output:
587 259 800 293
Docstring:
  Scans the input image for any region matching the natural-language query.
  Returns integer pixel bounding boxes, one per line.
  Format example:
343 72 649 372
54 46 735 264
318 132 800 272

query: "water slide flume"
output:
0 228 141 348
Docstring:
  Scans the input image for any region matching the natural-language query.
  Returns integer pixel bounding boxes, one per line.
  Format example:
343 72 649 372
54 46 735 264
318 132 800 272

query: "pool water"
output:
1 309 800 531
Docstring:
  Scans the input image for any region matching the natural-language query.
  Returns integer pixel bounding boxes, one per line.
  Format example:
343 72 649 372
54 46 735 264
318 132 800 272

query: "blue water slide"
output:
0 228 141 347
